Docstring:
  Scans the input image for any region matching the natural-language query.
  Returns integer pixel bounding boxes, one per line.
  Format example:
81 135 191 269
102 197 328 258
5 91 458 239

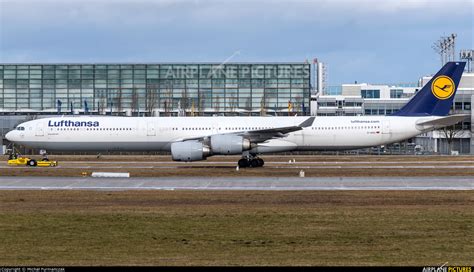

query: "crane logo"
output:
432 75 455 100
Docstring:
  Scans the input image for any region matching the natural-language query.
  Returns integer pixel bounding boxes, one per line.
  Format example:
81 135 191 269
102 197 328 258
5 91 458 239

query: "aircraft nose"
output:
5 131 14 142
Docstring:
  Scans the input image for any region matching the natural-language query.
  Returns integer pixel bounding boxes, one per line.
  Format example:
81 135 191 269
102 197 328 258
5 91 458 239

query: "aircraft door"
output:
382 120 391 134
138 121 146 137
293 130 306 146
147 121 156 136
212 123 219 134
35 122 44 136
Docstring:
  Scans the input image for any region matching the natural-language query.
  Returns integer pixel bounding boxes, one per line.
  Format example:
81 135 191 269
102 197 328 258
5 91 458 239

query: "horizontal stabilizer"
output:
416 114 469 128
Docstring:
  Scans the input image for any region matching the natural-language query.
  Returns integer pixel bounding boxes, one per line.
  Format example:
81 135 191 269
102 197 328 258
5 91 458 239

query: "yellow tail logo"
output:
431 75 455 100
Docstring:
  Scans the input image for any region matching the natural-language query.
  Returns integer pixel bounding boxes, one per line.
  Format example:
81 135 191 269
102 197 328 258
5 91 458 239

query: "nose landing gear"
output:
40 149 49 161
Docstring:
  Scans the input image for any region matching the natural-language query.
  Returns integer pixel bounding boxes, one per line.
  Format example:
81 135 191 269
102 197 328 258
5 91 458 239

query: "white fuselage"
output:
6 115 438 153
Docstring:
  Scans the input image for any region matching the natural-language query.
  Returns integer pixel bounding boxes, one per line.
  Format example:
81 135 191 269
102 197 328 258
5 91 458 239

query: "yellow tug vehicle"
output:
7 155 58 167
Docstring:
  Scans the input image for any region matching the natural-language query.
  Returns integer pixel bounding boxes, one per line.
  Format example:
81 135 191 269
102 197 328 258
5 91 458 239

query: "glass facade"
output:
361 89 380 99
0 63 311 116
390 89 403 98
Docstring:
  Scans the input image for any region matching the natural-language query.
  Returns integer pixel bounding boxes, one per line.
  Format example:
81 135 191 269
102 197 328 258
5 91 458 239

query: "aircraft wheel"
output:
250 159 260 168
257 158 264 167
28 159 37 167
238 159 249 168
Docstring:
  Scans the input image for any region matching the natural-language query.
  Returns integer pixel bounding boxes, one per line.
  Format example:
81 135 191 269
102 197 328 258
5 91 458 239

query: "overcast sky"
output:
0 0 472 84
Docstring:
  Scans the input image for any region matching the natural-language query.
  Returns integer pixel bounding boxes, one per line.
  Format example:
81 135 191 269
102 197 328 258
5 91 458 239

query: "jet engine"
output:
210 135 251 155
171 135 252 161
171 141 211 161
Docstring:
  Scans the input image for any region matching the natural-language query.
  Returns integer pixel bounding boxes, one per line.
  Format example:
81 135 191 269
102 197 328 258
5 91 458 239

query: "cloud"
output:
1 0 471 26
0 0 472 84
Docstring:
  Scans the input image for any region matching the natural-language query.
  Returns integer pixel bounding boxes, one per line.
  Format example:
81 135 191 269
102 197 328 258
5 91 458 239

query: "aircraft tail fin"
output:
392 62 466 116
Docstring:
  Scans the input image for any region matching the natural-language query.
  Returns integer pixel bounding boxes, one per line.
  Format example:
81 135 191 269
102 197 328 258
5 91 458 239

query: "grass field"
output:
0 190 472 266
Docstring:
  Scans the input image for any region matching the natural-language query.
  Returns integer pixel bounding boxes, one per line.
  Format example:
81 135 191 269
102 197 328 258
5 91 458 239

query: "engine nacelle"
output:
171 141 211 161
210 135 251 155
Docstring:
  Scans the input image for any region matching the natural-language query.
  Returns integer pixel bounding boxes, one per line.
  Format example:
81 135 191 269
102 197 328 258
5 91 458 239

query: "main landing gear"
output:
237 153 264 168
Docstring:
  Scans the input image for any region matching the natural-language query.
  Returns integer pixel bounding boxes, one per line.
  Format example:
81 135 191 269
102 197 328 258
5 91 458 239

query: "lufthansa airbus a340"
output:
6 62 467 167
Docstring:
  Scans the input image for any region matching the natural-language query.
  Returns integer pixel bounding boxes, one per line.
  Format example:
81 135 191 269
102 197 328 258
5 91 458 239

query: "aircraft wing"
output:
178 117 315 143
236 117 315 143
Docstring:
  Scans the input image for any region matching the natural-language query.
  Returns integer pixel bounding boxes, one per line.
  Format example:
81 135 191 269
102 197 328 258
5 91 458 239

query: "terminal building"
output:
1 61 474 155
312 72 474 154
0 63 311 116
0 63 311 148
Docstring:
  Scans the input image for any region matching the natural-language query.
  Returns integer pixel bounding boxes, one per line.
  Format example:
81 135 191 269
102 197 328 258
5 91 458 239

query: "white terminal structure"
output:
312 68 474 154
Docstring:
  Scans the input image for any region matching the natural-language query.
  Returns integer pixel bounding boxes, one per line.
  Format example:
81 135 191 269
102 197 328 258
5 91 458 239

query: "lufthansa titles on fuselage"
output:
48 120 100 127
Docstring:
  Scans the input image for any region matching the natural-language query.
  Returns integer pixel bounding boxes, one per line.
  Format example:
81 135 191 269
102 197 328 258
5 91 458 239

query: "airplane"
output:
5 62 467 167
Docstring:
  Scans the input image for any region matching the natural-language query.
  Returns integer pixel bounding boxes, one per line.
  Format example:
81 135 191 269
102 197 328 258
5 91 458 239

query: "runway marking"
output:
0 176 471 191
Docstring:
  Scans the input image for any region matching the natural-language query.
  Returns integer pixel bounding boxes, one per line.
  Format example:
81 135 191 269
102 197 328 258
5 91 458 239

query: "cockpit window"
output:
16 126 25 131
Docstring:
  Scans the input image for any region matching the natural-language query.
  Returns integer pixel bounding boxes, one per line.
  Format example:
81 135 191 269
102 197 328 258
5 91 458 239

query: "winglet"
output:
298 117 315 128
